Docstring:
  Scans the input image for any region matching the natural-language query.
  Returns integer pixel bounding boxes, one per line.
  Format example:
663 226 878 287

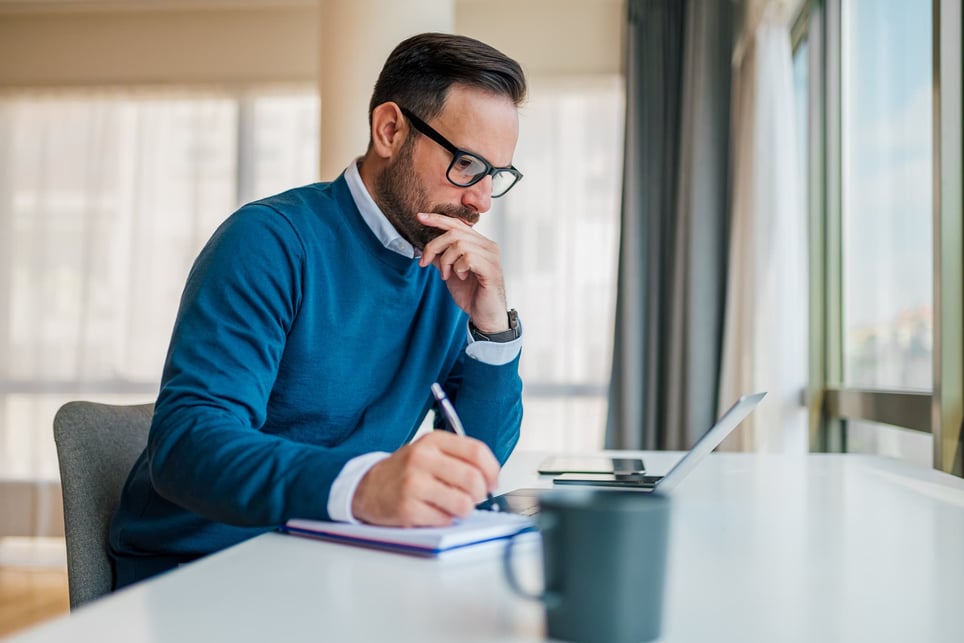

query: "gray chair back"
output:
53 401 153 608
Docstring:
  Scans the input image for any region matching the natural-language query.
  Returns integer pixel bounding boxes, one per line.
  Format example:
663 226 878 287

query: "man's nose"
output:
460 175 493 215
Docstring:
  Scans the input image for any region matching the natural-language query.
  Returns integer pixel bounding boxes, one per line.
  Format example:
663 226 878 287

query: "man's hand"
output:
417 211 509 333
351 430 501 527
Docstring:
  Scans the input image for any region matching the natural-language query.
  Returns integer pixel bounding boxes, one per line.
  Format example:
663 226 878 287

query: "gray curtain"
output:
606 0 735 450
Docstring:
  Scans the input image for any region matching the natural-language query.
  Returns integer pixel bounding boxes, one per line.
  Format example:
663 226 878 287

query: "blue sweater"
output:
108 176 523 585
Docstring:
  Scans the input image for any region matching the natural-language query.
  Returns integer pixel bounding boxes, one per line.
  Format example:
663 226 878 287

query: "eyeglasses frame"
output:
398 106 523 198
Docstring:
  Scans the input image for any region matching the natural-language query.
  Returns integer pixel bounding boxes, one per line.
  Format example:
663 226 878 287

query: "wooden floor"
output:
0 566 69 638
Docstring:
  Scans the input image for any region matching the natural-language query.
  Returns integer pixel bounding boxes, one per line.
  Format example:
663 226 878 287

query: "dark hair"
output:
368 32 527 128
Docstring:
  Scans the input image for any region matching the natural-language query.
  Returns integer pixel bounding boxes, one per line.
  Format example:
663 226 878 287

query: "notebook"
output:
283 510 536 557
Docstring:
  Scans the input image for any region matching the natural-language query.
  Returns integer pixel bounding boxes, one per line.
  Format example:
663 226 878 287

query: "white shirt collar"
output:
343 158 418 259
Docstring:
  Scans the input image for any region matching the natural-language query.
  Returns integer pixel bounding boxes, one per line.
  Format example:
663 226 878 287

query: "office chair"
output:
52 401 153 609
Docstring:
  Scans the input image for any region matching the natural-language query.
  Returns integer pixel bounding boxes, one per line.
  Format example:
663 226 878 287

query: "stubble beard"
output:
374 138 480 251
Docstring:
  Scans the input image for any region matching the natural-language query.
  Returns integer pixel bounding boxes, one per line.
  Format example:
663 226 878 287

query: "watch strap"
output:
469 309 521 343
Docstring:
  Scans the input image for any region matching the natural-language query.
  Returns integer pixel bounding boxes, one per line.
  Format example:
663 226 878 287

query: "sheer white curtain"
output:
483 76 624 453
0 80 622 537
0 87 318 537
719 0 808 452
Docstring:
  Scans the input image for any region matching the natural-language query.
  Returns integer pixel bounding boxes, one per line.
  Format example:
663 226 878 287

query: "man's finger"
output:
417 211 472 231
422 430 501 490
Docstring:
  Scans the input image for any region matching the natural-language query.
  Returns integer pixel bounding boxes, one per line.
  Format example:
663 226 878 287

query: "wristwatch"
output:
469 309 521 343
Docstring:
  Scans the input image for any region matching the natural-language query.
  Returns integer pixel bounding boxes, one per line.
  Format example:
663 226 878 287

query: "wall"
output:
0 0 624 87
0 481 62 538
457 0 623 77
0 4 319 87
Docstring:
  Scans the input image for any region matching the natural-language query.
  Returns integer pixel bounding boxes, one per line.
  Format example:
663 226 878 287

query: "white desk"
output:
8 452 964 642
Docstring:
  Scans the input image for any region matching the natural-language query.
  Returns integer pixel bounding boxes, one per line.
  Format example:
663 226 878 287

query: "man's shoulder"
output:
228 176 356 242
247 176 351 219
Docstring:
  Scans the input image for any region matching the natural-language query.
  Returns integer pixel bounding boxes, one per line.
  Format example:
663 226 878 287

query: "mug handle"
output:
502 516 561 608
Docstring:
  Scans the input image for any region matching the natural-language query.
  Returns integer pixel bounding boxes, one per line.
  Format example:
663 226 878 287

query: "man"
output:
109 32 527 588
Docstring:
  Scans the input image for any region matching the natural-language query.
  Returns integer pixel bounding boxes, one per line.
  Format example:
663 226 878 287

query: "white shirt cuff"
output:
327 451 392 523
464 321 523 366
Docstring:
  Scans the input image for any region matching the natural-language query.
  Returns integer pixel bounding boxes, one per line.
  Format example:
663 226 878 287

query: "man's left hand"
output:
417 211 509 333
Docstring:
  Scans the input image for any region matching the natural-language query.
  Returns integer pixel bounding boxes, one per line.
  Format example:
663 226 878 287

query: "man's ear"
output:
370 102 408 160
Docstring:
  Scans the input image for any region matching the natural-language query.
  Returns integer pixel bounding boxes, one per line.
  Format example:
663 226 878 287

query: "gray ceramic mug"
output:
504 489 671 643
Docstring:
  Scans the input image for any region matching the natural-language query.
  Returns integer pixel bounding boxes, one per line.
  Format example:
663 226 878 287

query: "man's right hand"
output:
350 430 500 527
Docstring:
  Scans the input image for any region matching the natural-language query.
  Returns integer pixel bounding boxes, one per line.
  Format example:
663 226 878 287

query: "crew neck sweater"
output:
108 175 522 584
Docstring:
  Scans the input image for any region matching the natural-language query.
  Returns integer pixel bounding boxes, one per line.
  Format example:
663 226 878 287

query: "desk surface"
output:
8 451 964 642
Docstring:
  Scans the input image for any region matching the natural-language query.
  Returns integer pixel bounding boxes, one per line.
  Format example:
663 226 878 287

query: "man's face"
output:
373 134 478 250
372 86 520 250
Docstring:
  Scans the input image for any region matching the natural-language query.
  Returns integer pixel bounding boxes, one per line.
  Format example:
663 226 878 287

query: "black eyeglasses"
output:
399 107 523 198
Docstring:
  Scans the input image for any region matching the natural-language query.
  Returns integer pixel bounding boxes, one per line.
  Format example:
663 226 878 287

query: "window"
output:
836 0 934 462
470 76 625 453
0 87 319 481
841 0 933 392
802 0 958 471
1 78 625 486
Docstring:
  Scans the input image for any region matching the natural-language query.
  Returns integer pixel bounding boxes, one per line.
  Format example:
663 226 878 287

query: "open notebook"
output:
283 510 535 557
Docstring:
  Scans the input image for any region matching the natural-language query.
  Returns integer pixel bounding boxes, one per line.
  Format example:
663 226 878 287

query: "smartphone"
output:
551 472 663 488
537 456 646 476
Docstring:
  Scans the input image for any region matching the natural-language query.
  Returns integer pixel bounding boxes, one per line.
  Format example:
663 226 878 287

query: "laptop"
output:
491 392 766 516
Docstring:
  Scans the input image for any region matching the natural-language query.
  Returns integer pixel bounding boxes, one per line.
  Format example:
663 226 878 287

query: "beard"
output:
373 138 480 250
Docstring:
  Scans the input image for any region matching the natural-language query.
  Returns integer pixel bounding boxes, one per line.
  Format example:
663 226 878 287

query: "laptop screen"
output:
654 392 766 492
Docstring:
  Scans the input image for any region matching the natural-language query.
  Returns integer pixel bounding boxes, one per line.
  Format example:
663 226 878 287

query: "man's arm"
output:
350 210 523 526
147 206 352 527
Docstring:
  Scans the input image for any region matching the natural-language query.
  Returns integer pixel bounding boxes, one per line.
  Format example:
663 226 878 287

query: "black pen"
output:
430 382 501 511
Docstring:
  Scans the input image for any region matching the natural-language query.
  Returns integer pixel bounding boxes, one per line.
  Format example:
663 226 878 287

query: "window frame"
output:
801 0 963 476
